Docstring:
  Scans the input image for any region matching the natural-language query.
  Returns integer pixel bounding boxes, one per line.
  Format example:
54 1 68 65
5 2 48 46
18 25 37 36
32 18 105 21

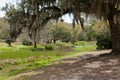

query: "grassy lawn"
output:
0 42 96 80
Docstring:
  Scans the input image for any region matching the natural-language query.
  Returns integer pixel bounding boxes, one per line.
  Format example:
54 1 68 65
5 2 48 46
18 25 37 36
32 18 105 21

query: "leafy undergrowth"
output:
0 42 96 80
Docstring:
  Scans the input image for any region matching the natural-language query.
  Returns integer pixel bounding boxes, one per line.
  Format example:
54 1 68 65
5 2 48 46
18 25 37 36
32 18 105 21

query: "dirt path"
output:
9 50 120 80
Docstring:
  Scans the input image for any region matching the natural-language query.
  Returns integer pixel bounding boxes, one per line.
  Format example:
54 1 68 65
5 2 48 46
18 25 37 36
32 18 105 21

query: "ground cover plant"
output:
0 41 96 80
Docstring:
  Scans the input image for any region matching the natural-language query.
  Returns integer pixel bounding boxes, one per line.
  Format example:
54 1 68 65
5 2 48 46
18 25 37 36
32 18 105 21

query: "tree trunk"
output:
33 31 37 48
108 15 120 55
8 41 12 47
53 39 56 43
33 41 37 48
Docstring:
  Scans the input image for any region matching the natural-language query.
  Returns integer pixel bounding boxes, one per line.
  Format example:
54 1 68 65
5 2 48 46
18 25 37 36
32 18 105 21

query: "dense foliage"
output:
96 32 112 50
22 40 32 46
51 24 72 43
45 45 54 50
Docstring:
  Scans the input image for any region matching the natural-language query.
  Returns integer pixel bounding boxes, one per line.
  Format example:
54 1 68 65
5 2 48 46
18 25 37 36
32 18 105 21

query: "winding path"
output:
10 50 120 80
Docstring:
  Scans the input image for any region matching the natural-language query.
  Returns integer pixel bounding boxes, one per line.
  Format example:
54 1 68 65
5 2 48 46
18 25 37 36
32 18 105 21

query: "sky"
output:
0 0 73 23
0 0 17 17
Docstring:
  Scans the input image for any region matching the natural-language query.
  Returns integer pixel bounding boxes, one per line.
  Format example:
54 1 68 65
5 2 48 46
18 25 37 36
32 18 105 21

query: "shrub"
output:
45 45 54 50
5 37 14 46
22 40 32 46
96 32 112 50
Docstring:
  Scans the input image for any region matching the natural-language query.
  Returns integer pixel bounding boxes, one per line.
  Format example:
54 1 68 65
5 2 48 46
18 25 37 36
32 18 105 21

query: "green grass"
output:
74 45 96 52
0 42 96 80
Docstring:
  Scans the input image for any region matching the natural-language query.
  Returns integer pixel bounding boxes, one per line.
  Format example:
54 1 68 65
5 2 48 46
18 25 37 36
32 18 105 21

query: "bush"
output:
5 37 14 46
45 45 54 50
96 32 112 50
22 40 32 46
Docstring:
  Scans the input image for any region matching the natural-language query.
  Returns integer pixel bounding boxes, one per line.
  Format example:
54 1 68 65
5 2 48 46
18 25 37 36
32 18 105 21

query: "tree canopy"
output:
2 0 120 54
